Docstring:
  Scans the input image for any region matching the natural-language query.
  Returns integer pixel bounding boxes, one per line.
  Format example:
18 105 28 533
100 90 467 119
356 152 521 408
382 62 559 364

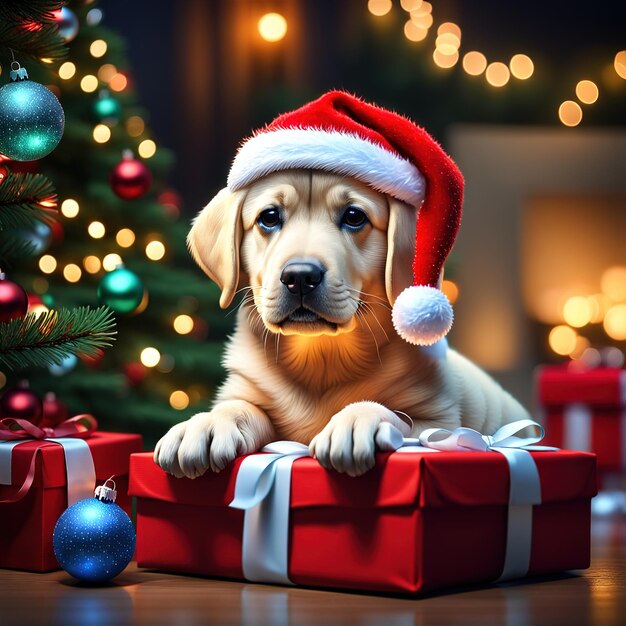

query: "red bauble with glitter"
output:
41 391 69 428
109 150 152 200
0 381 43 424
0 273 28 323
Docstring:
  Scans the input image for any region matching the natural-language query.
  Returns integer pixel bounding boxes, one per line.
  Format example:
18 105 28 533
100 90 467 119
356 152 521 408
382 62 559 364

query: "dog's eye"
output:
340 206 369 230
257 207 282 232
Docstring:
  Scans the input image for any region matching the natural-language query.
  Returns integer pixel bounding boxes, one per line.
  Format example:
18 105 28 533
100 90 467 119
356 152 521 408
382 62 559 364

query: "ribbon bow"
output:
0 414 98 505
229 419 555 585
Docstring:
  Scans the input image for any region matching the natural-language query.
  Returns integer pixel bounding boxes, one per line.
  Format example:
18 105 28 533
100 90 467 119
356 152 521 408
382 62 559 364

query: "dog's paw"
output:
309 402 405 477
154 409 248 479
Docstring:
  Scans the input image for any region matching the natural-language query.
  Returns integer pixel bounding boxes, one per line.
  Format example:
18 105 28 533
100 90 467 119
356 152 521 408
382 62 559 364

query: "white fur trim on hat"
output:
392 286 454 346
227 128 426 207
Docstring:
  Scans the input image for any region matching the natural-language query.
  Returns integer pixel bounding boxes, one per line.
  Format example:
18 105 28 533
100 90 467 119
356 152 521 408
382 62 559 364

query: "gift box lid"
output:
7 432 143 489
537 365 626 408
129 447 597 510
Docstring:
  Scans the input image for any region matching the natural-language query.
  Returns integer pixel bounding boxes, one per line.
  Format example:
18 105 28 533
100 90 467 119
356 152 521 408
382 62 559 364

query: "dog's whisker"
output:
360 302 391 344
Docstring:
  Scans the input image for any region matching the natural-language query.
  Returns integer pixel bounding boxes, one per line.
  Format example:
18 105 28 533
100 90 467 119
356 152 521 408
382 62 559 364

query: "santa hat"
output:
227 91 463 346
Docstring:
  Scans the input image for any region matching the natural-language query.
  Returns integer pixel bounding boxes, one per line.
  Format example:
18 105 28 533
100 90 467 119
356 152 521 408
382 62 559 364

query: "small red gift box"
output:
0 431 142 572
536 366 626 471
130 443 596 595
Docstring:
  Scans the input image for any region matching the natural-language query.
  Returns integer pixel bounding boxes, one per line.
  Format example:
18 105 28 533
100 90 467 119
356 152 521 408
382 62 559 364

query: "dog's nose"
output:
280 260 325 295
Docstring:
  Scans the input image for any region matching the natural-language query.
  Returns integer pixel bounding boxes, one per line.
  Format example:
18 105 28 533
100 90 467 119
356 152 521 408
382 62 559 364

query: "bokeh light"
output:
63 264 82 283
563 296 591 327
140 347 161 368
116 228 136 248
601 266 626 301
88 221 106 239
368 0 392 17
80 75 98 93
83 256 102 274
102 253 123 271
90 40 108 58
61 199 79 218
169 390 190 410
138 139 156 158
462 51 487 76
93 124 111 143
548 325 577 356
39 255 57 274
509 54 534 79
258 12 288 41
173 314 194 335
58 62 76 79
145 240 165 261
604 304 626 340
485 62 510 87
558 101 583 127
575 80 599 104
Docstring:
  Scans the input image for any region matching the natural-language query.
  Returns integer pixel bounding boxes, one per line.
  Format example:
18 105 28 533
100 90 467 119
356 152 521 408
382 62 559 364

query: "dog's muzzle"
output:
279 259 326 296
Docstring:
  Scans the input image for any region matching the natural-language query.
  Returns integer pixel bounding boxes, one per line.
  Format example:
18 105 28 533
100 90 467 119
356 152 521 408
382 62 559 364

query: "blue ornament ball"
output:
16 220 52 255
53 493 136 583
53 7 80 43
48 353 77 376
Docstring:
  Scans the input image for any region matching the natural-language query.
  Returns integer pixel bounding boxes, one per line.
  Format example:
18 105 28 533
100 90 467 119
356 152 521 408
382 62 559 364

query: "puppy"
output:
154 170 530 478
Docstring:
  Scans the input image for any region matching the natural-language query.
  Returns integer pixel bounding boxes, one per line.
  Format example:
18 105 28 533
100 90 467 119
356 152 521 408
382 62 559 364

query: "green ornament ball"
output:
0 80 65 161
97 267 144 314
93 92 121 123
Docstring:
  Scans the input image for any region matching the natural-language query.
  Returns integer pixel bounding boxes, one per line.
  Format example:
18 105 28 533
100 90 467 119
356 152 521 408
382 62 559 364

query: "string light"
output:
83 256 101 274
437 22 461 38
102 253 122 271
109 73 127 92
367 0 392 17
173 314 194 335
169 390 190 410
145 240 165 261
558 100 582 127
575 80 599 104
400 0 422 10
116 228 136 248
88 221 106 239
604 304 626 340
485 62 510 87
433 48 459 69
410 1 432 17
63 264 82 283
411 11 433 29
39 255 57 274
548 325 577 356
258 13 288 41
435 33 461 55
61 199 80 218
126 116 145 137
138 139 156 158
58 62 76 79
601 266 626 301
614 51 626 79
89 39 108 58
140 347 161 368
93 124 111 143
462 51 487 76
80 75 98 93
509 54 534 80
563 296 592 327
404 21 428 42
97 63 117 82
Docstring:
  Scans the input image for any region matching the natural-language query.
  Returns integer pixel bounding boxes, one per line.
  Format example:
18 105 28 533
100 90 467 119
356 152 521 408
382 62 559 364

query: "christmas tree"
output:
1 1 230 447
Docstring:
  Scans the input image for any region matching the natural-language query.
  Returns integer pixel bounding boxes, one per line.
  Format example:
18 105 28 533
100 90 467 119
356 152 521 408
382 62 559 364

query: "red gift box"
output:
0 431 142 572
536 366 626 471
130 446 596 595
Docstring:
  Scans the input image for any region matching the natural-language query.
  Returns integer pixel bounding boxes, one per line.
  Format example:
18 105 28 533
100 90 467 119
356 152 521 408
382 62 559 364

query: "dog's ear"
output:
385 197 417 305
187 187 247 308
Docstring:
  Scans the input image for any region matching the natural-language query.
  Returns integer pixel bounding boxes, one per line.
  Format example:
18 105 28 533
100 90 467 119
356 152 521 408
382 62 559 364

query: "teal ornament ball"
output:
93 92 121 124
0 80 65 161
97 266 144 314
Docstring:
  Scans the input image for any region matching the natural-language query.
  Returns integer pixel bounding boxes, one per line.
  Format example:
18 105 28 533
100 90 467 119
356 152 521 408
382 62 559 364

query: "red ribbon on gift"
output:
0 414 98 503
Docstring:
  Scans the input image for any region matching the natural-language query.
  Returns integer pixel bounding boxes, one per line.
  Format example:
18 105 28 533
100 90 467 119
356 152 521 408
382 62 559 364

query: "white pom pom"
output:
392 286 453 346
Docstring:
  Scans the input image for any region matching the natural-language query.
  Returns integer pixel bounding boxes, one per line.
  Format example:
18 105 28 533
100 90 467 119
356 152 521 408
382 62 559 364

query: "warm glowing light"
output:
588 294 610 323
367 0 392 17
601 266 626 301
258 12 288 41
61 199 79 218
90 39 108 58
441 280 459 305
411 0 431 15
145 240 165 261
604 304 626 340
558 101 582 127
93 124 111 143
509 54 534 80
575 80 599 104
32 277 48 294
126 116 145 137
116 228 136 248
435 33 461 55
140 347 161 368
433 48 459 69
404 20 428 42
173 314 194 335
138 139 156 158
40 58 53 64
614 51 626 80
97 63 117 82
462 51 487 76
102 253 123 271
563 296 592 327
80 74 98 93
63 264 82 283
411 12 433 28
400 0 422 10
570 336 591 360
83 256 101 274
169 390 190 410
58 62 76 79
437 22 461 38
548 325 577 356
485 62 510 87
39 255 57 274
88 221 106 239
109 73 128 92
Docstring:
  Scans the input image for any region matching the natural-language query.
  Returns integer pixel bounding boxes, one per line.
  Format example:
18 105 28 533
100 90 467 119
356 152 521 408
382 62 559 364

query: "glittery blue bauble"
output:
53 497 136 583
0 80 65 161
48 353 78 376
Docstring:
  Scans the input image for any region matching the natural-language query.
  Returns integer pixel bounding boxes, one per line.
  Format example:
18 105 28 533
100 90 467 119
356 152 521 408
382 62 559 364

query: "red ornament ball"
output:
0 382 43 424
124 362 147 386
41 391 69 428
109 151 152 200
0 274 28 323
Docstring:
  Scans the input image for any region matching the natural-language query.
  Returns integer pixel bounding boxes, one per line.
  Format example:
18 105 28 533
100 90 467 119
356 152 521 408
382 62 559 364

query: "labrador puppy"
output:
154 170 530 478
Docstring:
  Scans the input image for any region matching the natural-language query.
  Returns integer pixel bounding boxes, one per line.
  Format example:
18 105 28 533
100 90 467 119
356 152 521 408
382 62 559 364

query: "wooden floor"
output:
1 515 625 626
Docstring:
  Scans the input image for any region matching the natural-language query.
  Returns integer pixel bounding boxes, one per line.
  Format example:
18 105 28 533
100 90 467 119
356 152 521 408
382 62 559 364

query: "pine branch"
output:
0 1 64 24
0 235 37 268
0 306 117 370
0 171 57 230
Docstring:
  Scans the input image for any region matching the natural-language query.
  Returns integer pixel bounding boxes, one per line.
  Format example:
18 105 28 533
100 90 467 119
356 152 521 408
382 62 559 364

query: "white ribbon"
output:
229 419 555 586
0 437 96 506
